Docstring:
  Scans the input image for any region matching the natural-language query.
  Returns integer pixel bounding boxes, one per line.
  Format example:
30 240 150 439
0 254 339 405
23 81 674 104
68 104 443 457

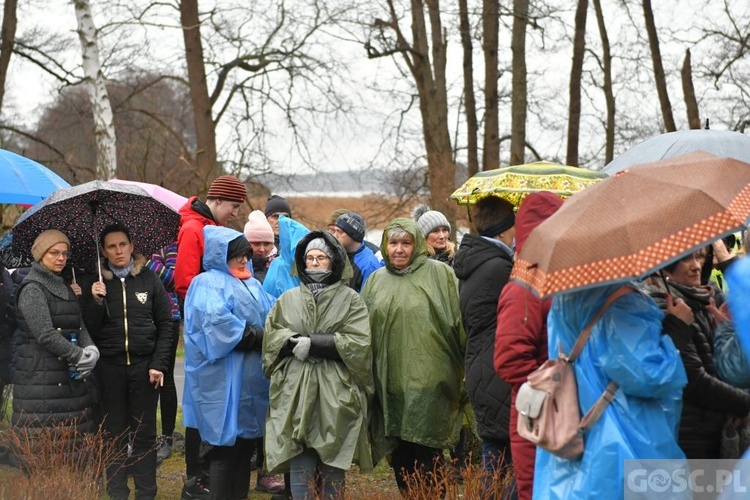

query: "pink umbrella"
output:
107 178 188 211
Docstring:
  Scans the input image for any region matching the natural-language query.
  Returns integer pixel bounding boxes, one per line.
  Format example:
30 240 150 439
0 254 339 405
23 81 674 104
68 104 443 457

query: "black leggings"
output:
158 320 180 437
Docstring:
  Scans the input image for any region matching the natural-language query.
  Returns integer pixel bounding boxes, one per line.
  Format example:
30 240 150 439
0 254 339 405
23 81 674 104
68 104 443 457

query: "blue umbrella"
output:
602 129 750 176
0 149 70 205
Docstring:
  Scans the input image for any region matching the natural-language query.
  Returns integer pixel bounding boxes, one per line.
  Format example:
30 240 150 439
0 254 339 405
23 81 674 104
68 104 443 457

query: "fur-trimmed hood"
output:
100 253 148 280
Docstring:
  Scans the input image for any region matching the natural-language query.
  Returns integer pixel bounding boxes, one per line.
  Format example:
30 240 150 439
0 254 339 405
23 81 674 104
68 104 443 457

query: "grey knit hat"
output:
411 204 451 236
305 237 334 259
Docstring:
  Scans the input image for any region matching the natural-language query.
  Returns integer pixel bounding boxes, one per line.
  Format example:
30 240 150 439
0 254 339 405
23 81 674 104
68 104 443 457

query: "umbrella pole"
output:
659 270 672 296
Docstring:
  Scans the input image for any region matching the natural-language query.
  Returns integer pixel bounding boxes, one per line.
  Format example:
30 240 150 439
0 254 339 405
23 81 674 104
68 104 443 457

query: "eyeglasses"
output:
47 250 70 260
305 255 330 264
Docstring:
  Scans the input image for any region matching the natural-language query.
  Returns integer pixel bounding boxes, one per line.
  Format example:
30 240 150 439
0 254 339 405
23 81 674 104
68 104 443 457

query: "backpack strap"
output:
563 285 635 363
559 285 636 432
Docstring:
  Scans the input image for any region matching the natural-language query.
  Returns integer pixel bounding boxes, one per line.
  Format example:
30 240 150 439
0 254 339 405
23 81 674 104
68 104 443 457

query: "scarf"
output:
108 258 134 279
305 269 331 299
230 267 252 280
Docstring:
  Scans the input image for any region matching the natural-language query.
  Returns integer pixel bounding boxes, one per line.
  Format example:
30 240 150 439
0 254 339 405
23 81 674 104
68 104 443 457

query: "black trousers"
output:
158 320 180 437
208 437 257 500
390 439 444 493
97 357 158 500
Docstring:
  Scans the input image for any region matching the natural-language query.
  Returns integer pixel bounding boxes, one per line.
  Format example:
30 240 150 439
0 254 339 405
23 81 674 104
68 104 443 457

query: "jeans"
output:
290 447 345 499
481 439 518 500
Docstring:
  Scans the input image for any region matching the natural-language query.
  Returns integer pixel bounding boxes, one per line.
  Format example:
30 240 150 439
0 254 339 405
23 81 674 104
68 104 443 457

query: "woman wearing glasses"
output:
12 230 98 440
263 231 373 500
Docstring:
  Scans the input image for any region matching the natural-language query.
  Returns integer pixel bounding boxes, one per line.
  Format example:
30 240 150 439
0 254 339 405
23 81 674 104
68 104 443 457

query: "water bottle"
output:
69 332 80 380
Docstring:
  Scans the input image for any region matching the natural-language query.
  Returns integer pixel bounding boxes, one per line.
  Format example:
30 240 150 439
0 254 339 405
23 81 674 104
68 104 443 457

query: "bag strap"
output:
579 381 619 431
563 285 635 363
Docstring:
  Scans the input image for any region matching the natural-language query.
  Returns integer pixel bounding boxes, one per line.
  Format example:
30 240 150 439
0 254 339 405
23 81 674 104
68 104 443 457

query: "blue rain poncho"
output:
183 225 276 446
533 284 687 500
721 259 750 500
263 216 310 298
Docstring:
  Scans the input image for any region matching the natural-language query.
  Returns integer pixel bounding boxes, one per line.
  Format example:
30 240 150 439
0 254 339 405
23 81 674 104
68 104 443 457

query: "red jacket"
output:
494 191 562 500
175 196 217 298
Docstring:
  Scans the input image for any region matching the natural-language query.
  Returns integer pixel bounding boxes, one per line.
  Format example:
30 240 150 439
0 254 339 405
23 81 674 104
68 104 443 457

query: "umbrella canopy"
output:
107 178 188 211
602 129 750 176
0 232 32 269
0 149 71 205
511 152 750 298
12 180 180 271
449 161 606 206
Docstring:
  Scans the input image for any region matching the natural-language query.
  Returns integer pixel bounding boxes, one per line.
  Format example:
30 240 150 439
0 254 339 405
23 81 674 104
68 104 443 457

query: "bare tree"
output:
179 0 217 186
642 0 676 132
458 0 478 177
0 0 17 113
510 0 528 165
681 48 701 129
365 0 456 224
483 0 500 170
592 0 615 164
566 0 588 167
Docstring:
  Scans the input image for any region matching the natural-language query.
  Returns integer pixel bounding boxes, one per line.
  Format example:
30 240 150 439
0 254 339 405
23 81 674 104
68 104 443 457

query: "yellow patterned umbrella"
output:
450 161 607 206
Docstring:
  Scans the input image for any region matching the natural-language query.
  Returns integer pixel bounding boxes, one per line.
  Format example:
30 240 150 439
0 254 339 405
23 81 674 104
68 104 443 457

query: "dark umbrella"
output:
12 181 180 276
0 232 32 269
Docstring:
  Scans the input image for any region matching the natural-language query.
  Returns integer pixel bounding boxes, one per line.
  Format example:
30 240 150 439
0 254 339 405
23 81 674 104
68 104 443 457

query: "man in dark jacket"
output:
331 212 383 292
453 195 516 496
80 223 173 500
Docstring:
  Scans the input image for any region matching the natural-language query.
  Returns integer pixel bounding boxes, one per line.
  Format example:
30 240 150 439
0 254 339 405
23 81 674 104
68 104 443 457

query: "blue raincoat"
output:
182 225 276 446
533 284 687 499
263 216 310 298
721 259 750 500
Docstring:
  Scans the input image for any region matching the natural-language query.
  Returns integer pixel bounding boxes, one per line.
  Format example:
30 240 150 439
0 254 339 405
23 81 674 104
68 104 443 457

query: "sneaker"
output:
181 475 210 499
155 435 173 465
256 474 285 494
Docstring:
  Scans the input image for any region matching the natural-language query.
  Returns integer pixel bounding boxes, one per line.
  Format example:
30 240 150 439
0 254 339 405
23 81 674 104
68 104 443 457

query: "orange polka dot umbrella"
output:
510 152 750 298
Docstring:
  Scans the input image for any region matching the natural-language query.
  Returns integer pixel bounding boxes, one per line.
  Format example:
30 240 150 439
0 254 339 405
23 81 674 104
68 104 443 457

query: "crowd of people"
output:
2 172 750 500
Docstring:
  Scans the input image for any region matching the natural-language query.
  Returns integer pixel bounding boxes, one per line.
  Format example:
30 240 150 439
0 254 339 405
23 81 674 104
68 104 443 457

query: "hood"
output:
202 225 247 274
178 196 216 228
380 217 429 273
453 233 513 280
514 191 564 254
277 215 310 265
293 230 353 286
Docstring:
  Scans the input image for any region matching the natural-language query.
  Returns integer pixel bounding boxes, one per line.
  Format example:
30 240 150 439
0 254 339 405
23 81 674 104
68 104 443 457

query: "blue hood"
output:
202 225 245 274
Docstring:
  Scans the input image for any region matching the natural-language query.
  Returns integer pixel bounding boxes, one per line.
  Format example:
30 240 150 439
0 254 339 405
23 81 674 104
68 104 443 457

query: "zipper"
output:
121 277 130 365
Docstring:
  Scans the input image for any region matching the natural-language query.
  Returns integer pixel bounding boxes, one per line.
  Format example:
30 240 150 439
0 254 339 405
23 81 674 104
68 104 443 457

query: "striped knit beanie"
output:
207 175 247 203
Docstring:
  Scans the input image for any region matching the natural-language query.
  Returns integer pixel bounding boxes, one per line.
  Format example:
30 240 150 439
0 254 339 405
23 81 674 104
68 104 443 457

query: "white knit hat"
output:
411 204 451 236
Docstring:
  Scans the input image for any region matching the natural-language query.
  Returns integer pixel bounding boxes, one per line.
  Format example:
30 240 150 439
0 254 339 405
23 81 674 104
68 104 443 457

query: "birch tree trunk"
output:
73 0 117 180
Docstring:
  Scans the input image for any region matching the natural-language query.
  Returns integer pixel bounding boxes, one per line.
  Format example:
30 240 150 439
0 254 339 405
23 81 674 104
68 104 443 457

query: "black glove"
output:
308 331 342 361
279 334 299 358
235 325 264 351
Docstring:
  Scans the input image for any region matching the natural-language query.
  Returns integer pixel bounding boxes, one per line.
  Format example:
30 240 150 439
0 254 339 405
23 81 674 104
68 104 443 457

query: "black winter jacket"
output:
13 263 94 433
80 254 173 373
652 283 750 459
453 234 514 441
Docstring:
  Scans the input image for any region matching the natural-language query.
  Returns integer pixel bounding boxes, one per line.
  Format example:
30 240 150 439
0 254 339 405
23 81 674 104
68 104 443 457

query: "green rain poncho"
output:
262 231 374 473
361 218 466 464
